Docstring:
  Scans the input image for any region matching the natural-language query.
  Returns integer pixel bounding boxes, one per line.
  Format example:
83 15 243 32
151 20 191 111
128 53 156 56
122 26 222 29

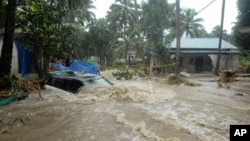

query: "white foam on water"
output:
140 100 236 141
78 84 176 104
1 71 249 141
113 113 181 141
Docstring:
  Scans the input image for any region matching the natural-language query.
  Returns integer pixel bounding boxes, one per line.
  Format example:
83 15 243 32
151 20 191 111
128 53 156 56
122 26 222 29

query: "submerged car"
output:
44 70 113 94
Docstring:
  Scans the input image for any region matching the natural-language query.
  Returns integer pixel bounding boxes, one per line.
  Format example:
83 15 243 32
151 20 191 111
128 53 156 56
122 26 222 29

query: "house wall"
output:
0 38 38 79
180 54 239 73
178 54 213 73
209 54 239 72
0 37 19 75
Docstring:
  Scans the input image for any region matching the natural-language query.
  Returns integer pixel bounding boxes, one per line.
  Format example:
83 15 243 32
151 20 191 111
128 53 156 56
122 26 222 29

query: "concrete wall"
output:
181 54 239 73
209 54 239 72
0 37 19 75
154 53 239 73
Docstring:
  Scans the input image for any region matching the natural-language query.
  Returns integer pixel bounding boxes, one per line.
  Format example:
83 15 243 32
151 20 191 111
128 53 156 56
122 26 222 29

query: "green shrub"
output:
112 59 125 68
239 56 250 73
112 70 133 80
167 75 186 85
87 58 98 64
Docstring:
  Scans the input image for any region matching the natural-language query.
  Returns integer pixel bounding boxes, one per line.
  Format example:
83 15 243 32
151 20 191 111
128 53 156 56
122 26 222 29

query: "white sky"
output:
91 0 238 34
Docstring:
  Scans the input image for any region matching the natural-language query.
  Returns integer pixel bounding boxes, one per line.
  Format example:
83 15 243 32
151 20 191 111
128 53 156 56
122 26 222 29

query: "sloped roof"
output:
168 38 237 49
239 26 250 33
167 38 239 54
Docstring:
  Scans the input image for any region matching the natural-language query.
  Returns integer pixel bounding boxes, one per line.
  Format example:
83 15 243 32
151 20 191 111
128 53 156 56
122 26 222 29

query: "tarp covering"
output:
15 39 32 77
51 59 99 74
0 90 25 106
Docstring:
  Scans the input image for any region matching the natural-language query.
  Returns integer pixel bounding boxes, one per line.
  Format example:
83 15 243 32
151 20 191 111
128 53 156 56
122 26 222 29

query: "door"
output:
195 57 204 73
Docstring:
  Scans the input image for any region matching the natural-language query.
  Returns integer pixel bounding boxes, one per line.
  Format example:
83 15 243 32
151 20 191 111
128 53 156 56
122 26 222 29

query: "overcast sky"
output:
91 0 238 34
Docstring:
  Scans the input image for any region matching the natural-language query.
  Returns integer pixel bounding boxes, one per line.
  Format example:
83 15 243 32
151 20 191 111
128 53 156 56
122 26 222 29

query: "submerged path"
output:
0 70 249 141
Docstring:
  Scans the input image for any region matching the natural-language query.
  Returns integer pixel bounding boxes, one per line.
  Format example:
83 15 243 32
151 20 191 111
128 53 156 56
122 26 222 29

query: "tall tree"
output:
0 0 17 77
0 0 7 29
65 0 94 25
211 25 227 37
233 0 250 55
175 0 181 74
88 19 114 66
180 8 204 38
210 25 231 42
107 0 135 65
142 0 171 64
133 0 145 66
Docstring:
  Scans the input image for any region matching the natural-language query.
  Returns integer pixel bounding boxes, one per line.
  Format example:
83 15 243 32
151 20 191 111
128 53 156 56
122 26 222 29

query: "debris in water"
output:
235 92 245 96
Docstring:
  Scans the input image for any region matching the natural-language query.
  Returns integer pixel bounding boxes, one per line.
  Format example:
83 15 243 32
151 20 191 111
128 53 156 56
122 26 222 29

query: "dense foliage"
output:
233 0 250 55
1 0 244 77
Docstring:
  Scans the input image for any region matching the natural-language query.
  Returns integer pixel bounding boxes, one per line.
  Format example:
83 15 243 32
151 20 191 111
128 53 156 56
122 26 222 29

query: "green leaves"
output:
15 0 93 60
112 70 133 80
180 8 205 38
31 0 39 12
232 0 250 54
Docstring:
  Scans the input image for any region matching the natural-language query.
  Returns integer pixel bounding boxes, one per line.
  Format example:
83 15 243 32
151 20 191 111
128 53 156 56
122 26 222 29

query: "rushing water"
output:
0 71 250 141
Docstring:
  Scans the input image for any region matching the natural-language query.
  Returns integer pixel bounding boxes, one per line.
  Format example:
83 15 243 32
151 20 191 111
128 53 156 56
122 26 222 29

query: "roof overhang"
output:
168 48 240 54
238 26 250 33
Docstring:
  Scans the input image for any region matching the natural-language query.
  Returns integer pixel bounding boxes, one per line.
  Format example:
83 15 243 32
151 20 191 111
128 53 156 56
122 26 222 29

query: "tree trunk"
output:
68 0 75 23
134 0 145 67
33 45 44 78
0 0 17 77
0 0 3 9
175 0 181 74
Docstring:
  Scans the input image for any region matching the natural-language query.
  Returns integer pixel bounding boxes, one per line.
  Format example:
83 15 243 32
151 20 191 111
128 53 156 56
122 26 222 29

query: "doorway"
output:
195 57 204 73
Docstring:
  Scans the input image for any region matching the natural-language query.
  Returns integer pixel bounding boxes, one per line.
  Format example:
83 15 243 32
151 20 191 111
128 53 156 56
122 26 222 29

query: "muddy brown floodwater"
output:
0 70 250 141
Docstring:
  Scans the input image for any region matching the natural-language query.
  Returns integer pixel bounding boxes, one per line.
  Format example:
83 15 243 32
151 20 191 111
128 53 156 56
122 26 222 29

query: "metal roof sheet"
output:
168 38 238 49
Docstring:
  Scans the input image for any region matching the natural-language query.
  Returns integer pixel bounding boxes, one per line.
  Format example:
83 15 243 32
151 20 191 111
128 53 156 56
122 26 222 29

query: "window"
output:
65 79 83 93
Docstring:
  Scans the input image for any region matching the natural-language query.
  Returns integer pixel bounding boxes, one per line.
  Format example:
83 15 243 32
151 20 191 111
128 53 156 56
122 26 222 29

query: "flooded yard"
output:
0 70 250 141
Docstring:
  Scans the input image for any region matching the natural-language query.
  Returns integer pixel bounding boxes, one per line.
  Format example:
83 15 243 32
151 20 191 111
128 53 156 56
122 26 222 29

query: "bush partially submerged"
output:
167 75 186 85
112 70 134 80
167 75 201 86
0 75 43 100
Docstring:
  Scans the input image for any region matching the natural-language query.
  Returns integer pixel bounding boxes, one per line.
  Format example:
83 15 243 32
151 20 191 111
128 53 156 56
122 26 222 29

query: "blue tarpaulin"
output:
15 39 32 77
51 60 99 74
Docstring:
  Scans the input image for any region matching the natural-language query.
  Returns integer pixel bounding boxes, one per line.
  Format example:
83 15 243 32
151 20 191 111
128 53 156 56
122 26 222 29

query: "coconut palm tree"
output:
65 0 95 25
180 8 204 38
142 0 169 42
106 0 135 64
210 25 227 37
107 0 135 29
133 0 146 66
141 0 171 65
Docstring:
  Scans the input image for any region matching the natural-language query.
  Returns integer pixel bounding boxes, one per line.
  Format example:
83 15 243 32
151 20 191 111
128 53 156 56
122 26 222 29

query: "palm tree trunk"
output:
0 0 17 77
134 0 145 67
123 24 128 65
175 0 181 74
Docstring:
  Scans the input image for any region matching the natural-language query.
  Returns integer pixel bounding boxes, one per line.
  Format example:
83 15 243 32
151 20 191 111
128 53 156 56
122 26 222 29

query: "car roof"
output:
48 71 101 82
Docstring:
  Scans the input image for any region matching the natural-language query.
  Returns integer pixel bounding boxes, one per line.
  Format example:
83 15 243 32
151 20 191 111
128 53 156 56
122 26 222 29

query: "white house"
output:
166 38 240 73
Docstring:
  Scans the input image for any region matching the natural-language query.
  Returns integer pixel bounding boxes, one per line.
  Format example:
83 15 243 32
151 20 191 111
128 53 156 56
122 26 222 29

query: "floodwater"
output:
0 70 250 141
